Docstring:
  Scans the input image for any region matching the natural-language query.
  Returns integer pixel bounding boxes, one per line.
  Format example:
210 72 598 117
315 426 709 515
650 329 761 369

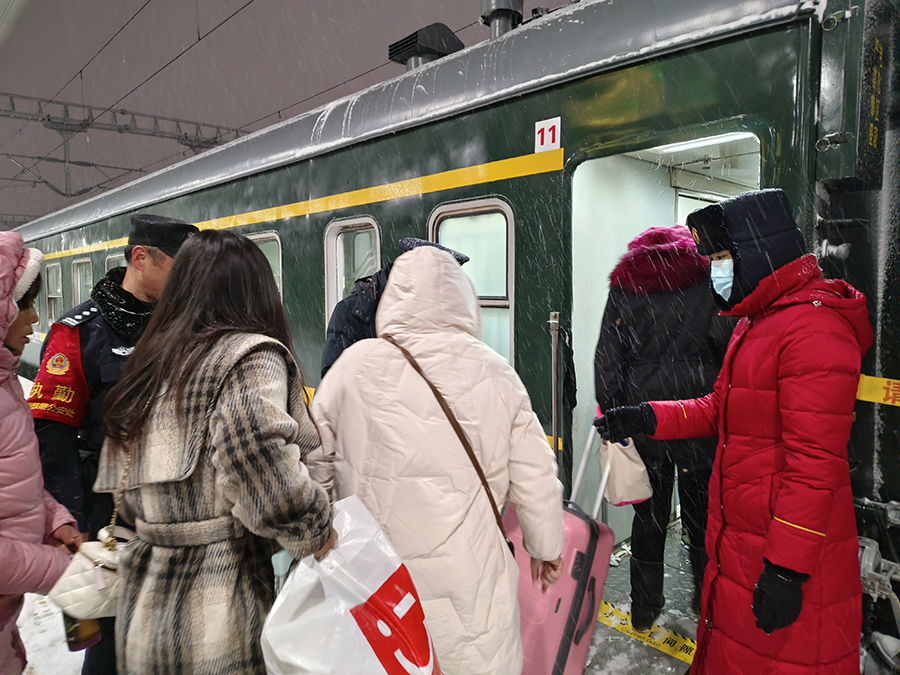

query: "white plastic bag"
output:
599 437 652 507
262 495 441 675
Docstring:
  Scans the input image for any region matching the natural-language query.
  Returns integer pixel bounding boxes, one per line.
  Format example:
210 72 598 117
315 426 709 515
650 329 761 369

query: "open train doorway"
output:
570 131 762 542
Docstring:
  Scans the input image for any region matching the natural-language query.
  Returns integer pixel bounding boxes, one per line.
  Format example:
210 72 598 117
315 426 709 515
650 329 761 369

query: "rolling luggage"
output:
503 426 616 675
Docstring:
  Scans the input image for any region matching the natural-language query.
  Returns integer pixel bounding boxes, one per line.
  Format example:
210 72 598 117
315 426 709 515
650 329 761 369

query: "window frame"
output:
45 262 63 325
71 258 93 306
323 216 381 328
247 230 284 297
428 197 515 364
106 253 126 271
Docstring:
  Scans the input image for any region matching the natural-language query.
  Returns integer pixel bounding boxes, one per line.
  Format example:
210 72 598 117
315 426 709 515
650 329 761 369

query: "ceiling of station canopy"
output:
0 0 567 230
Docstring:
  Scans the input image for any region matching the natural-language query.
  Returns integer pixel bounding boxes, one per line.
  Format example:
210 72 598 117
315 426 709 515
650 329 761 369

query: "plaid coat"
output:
94 333 331 675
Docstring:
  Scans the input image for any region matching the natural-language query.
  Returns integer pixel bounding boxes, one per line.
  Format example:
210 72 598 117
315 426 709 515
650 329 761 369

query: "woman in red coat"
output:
596 189 872 674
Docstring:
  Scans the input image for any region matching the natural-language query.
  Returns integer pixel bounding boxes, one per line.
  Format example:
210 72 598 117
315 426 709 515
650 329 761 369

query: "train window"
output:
429 199 514 363
72 259 93 305
45 263 63 324
324 217 381 325
106 253 126 271
248 232 283 295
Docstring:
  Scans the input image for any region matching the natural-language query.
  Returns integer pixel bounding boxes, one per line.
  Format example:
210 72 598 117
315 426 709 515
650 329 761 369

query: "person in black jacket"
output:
28 214 197 674
320 237 469 378
594 225 734 631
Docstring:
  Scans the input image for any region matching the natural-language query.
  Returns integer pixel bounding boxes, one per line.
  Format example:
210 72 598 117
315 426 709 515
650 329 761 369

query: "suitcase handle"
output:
574 576 596 645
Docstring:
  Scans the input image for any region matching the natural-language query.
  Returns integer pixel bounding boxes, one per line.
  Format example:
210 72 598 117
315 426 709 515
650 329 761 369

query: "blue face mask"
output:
710 259 734 301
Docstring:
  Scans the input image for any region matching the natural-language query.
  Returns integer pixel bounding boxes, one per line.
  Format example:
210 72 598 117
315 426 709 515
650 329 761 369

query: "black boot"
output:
688 545 708 616
630 558 665 631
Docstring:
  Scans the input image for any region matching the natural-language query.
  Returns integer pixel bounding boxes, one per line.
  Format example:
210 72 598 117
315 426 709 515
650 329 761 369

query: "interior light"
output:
652 132 759 154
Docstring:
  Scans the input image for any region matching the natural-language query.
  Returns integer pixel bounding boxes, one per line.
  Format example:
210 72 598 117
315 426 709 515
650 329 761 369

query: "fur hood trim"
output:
610 226 709 294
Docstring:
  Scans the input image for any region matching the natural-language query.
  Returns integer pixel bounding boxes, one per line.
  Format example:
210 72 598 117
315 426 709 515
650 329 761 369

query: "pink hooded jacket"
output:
0 232 74 674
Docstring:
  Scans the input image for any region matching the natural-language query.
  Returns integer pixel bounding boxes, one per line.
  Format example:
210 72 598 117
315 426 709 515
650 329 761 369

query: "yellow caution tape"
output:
858 374 900 407
597 600 697 665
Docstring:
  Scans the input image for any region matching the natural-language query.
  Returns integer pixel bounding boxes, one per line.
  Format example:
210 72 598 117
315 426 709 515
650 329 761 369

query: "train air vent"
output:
388 23 464 72
481 0 524 39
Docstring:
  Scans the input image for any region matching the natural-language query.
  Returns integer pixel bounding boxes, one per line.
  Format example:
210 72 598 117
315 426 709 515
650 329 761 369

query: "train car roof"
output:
17 0 822 242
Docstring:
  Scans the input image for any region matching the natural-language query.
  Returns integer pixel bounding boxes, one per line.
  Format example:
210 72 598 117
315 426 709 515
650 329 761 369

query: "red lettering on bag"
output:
350 565 441 675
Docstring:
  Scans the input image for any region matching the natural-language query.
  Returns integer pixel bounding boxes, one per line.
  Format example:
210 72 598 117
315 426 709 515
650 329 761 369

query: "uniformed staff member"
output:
28 214 197 675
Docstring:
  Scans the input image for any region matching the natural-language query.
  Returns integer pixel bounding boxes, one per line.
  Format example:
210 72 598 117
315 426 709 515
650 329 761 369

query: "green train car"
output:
15 0 899 549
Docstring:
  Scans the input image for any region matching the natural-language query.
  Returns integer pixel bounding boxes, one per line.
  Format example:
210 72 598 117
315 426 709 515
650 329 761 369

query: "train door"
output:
569 132 762 542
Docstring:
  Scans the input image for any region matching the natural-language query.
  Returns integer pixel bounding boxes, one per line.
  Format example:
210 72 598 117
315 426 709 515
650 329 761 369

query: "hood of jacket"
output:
376 245 481 339
610 226 709 294
0 232 26 345
726 253 873 356
0 233 25 383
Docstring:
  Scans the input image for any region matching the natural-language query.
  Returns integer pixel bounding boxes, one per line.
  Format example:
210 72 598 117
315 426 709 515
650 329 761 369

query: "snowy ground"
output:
585 522 697 675
20 523 696 674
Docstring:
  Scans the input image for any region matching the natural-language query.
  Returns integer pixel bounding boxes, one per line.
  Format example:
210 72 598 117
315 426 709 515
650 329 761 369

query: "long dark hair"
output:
104 230 295 443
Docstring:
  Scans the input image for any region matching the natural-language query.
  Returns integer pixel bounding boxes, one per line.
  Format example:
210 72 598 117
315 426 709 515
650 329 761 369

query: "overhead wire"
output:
0 0 155 154
238 20 481 131
3 0 259 192
2 12 481 200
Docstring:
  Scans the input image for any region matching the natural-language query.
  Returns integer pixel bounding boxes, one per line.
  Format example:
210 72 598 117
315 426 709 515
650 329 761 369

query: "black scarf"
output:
90 266 155 344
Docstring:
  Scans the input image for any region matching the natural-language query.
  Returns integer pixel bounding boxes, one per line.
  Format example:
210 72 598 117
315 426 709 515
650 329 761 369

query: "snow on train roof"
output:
17 0 819 242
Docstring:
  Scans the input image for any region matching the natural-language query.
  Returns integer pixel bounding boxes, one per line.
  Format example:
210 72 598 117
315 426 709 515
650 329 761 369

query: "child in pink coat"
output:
0 231 81 674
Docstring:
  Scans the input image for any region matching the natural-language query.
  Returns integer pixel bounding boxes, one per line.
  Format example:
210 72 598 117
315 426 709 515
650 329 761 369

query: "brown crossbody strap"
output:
382 335 509 543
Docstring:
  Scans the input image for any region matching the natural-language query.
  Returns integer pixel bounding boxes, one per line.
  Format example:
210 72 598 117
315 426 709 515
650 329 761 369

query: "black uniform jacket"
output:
28 267 153 535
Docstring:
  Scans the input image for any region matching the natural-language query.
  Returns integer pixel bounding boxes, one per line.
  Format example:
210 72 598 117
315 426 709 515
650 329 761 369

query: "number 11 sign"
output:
535 117 561 153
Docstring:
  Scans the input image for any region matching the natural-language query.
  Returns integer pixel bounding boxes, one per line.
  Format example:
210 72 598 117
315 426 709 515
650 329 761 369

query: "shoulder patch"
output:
58 302 99 328
46 352 70 375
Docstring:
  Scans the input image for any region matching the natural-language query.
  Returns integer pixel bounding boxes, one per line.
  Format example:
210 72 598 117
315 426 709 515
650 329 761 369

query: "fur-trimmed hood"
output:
610 226 709 294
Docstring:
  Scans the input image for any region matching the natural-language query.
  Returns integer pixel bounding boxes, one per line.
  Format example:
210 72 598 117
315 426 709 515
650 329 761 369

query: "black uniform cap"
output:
128 214 199 258
398 237 470 264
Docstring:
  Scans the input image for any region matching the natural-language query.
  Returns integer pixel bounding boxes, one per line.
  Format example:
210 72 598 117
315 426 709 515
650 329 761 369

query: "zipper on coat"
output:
696 317 751 674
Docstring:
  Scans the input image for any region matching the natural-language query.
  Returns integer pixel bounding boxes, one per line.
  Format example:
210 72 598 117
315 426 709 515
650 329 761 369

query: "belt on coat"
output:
135 515 241 547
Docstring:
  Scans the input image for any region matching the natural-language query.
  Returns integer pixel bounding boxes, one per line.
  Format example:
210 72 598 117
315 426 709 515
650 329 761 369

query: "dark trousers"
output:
82 617 116 675
631 453 711 616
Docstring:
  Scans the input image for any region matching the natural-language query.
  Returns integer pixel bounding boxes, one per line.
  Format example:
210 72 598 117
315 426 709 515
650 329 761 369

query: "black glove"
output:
593 403 656 443
752 559 809 634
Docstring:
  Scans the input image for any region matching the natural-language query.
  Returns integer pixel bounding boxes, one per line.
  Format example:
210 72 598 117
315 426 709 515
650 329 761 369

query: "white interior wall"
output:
571 154 676 543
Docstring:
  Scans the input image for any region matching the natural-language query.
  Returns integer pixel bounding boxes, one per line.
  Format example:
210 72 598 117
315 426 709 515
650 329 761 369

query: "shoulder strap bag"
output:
48 443 136 619
382 335 514 554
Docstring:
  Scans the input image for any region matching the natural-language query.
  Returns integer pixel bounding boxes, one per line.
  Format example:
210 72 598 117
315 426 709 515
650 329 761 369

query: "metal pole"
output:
549 311 560 460
61 132 71 197
571 425 596 502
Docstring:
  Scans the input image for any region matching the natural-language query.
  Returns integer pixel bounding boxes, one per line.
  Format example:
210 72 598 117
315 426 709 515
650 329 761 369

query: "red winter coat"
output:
651 255 872 675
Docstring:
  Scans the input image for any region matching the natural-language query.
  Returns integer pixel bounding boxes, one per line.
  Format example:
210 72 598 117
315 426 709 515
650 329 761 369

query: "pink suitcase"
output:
503 426 615 675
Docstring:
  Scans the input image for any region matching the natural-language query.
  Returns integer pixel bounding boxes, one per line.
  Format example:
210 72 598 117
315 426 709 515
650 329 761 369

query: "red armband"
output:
28 325 88 427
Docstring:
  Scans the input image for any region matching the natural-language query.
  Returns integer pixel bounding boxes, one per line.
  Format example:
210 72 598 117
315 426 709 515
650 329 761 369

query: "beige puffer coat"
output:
310 246 564 675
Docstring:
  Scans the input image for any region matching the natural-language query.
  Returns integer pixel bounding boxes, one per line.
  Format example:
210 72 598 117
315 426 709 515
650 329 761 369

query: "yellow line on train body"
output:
39 149 564 258
194 148 564 231
44 238 129 261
